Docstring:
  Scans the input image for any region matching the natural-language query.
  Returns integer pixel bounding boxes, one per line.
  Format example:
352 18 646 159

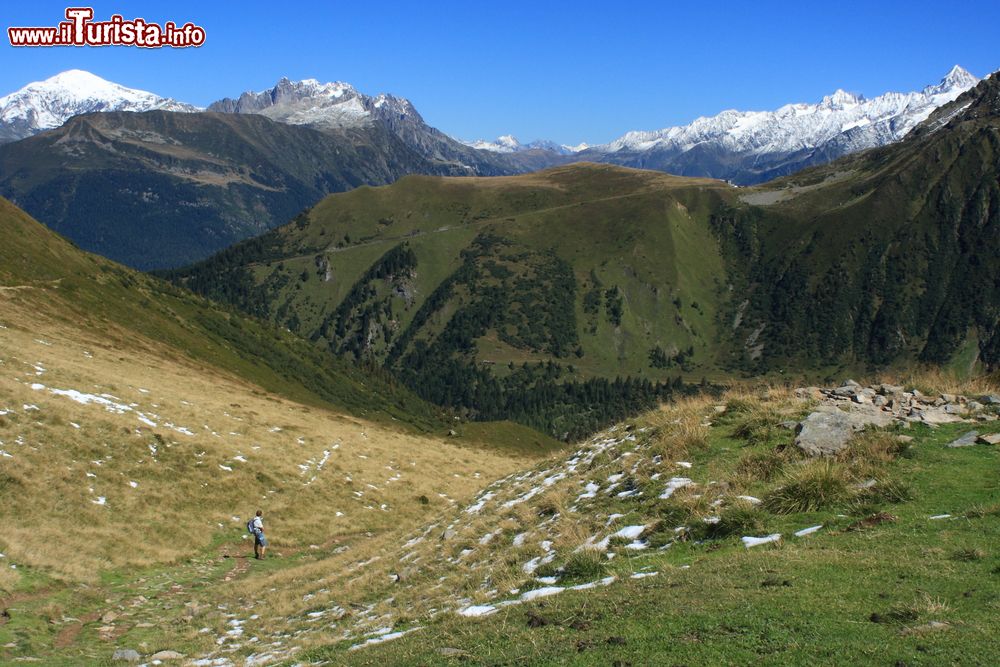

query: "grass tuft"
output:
764 460 850 514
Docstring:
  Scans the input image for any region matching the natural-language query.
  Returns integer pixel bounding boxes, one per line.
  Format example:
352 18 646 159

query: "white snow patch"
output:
659 477 693 499
742 534 781 548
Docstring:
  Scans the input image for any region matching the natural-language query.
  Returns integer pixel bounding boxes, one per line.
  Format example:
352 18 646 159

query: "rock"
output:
795 387 824 400
832 385 859 399
101 611 118 624
779 420 799 430
967 401 984 412
873 395 888 407
946 431 979 448
895 435 914 444
878 383 904 395
442 529 457 541
149 650 184 661
447 429 457 437
943 404 965 415
794 406 894 456
940 393 958 404
111 648 141 662
842 379 862 388
977 433 1000 445
980 394 1000 405
919 408 964 424
437 647 468 657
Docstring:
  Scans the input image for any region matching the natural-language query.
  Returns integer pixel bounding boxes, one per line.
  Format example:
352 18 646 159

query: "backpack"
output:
247 518 257 535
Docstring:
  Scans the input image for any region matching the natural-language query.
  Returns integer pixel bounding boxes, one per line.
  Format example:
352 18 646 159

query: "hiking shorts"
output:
255 531 268 547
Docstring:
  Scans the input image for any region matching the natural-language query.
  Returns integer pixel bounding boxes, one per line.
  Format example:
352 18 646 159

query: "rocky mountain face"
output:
208 78 551 176
0 69 198 143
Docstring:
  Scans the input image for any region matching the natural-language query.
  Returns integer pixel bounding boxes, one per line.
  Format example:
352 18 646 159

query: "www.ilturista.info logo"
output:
8 7 205 48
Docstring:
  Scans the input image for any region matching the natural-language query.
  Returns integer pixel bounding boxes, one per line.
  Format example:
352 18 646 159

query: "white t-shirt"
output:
252 516 263 532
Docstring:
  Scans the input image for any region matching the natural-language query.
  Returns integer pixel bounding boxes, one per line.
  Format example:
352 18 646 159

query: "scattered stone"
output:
447 429 457 437
895 435 914 444
436 647 468 657
149 650 184 661
917 408 963 425
111 648 141 662
947 431 979 448
101 611 118 624
977 433 1000 445
981 394 1000 405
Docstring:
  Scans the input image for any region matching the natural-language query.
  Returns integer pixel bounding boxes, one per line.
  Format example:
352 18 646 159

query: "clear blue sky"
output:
2 1 998 145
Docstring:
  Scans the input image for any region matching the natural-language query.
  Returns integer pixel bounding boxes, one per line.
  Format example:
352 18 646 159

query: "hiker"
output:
250 509 267 559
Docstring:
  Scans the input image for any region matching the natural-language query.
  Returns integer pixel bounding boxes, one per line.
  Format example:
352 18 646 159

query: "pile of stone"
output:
791 380 999 456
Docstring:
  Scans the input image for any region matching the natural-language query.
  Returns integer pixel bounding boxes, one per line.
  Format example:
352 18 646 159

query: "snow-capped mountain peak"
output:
590 66 980 164
461 134 583 155
924 64 978 96
820 89 864 109
207 77 424 129
0 69 198 142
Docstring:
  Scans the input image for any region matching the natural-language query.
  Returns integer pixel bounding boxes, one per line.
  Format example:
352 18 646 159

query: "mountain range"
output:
0 66 985 269
472 65 981 183
165 72 1000 438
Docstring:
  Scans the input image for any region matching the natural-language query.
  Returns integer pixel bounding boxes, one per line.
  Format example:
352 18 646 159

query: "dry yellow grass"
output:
0 296 530 589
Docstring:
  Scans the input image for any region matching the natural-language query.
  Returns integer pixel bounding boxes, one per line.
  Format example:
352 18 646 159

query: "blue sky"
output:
2 1 998 145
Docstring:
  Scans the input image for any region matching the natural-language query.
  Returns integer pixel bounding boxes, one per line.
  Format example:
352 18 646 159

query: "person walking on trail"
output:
251 509 267 560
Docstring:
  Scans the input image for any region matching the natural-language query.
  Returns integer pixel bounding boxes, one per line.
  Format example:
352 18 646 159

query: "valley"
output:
0 30 997 666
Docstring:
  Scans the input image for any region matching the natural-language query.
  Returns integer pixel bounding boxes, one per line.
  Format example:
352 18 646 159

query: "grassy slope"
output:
0 197 562 576
291 390 1000 666
170 164 736 382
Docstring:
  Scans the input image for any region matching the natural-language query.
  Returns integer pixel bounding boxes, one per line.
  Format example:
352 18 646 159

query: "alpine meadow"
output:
0 6 999 665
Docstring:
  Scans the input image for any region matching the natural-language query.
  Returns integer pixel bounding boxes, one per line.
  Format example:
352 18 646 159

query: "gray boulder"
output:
946 431 979 448
112 649 141 663
794 406 893 456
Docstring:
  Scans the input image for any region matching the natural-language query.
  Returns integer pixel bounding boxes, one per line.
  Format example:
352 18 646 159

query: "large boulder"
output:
794 405 894 457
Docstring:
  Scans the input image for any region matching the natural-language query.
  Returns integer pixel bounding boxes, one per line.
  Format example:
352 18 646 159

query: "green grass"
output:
291 420 1000 666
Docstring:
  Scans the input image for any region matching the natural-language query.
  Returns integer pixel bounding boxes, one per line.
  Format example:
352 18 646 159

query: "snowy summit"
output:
0 69 198 142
